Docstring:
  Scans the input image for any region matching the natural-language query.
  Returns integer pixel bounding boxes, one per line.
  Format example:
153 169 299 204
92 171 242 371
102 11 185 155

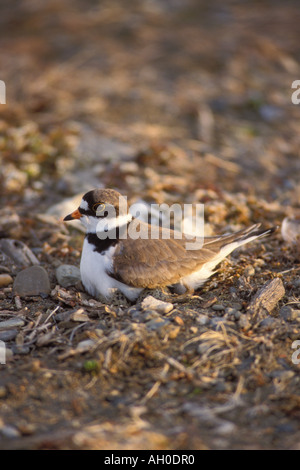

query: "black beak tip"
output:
63 214 73 221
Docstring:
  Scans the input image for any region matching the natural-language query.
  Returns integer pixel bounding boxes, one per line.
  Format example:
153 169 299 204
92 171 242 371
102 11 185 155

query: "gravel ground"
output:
0 0 300 450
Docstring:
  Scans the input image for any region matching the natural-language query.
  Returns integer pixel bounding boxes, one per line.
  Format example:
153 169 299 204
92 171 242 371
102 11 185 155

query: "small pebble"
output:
174 316 184 326
141 296 173 314
0 274 13 287
196 314 209 325
0 318 25 331
244 265 255 277
212 304 225 311
254 259 265 267
233 310 241 320
0 425 20 439
238 314 251 330
260 317 278 330
56 264 81 288
231 303 242 311
12 345 30 355
0 329 18 341
76 339 96 353
14 265 50 297
280 306 300 322
215 421 237 435
0 266 10 274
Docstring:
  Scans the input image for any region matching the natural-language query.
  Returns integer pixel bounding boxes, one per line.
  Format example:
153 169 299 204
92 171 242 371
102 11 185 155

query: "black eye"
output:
93 203 105 214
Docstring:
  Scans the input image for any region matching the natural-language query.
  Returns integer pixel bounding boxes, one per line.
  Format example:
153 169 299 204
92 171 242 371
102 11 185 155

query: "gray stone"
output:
0 329 18 341
0 318 24 331
56 264 81 288
12 345 30 355
146 317 171 332
75 339 97 353
145 317 180 339
260 317 278 330
212 303 225 311
280 306 300 322
13 266 50 297
0 425 20 439
231 303 242 311
233 310 241 320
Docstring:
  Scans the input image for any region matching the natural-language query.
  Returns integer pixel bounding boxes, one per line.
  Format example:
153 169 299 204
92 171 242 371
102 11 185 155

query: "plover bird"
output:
63 188 276 301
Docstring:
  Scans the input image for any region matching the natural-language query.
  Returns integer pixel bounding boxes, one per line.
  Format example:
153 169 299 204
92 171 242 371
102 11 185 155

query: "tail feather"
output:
233 225 278 247
204 224 277 250
175 224 277 293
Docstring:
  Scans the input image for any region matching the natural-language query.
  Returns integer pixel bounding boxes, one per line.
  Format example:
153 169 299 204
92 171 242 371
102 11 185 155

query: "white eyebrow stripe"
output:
80 200 89 211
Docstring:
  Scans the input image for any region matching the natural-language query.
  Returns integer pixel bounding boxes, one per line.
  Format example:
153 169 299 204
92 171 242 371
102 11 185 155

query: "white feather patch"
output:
80 238 142 301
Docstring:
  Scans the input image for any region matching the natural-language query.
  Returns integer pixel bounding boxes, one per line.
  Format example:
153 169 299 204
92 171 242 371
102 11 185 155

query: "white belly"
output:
80 239 142 301
80 239 116 298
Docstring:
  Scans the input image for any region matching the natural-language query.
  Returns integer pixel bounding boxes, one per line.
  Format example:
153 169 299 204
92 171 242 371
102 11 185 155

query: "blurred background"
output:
0 0 300 218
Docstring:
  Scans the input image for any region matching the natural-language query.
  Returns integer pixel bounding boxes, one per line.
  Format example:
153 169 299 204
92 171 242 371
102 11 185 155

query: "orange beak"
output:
63 208 81 221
